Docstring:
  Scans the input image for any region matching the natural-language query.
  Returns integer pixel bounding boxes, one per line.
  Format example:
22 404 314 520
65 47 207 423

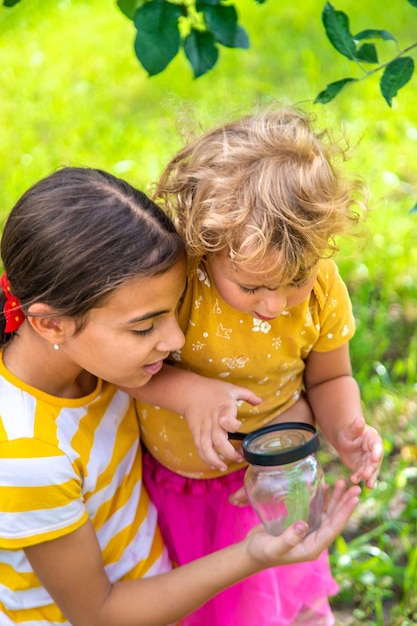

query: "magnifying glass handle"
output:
227 432 247 441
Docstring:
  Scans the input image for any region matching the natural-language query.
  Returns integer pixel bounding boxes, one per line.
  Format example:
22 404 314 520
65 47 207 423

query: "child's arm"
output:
24 480 360 626
266 394 315 427
304 343 383 489
126 367 315 471
124 364 263 470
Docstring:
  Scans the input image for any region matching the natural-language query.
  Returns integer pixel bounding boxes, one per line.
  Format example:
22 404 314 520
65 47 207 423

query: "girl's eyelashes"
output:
133 326 155 337
238 285 259 295
239 281 307 293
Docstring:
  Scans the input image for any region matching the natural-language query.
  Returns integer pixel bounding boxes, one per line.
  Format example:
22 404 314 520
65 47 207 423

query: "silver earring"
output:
53 344 60 351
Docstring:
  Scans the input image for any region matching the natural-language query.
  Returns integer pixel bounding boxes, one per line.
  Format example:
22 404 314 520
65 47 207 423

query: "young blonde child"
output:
133 108 383 626
0 166 361 626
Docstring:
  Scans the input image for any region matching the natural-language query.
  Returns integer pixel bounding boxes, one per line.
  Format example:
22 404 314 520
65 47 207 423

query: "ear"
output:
26 303 74 348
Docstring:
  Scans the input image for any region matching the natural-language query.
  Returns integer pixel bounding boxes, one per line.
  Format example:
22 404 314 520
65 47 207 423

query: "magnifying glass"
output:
229 422 324 536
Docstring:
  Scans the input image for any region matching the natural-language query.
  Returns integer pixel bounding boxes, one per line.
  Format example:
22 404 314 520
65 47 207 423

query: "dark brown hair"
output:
0 167 184 346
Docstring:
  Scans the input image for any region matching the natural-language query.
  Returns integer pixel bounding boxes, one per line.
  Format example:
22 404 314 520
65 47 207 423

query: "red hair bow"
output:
1 272 25 333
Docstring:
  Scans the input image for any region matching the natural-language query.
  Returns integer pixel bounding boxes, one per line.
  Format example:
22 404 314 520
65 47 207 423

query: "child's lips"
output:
142 359 165 375
254 312 276 321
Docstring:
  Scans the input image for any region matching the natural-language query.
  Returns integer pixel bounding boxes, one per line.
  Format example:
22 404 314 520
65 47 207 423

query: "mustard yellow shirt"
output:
138 258 355 479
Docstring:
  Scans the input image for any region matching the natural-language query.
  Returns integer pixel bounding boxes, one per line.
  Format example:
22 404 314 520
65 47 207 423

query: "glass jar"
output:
232 422 325 537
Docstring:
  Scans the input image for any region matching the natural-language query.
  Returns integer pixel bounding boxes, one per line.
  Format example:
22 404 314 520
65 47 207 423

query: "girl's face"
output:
207 251 317 320
61 258 186 388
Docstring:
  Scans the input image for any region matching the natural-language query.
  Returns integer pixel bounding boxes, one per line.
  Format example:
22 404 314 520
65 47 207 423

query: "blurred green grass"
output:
1 0 417 623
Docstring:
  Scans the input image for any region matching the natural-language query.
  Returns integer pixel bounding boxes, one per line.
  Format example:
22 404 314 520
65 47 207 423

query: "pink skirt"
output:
143 451 338 626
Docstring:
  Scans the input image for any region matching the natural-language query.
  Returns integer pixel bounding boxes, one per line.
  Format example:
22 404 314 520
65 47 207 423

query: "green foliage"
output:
121 0 417 103
4 0 417 103
380 56 415 106
316 1 417 106
183 29 218 78
329 448 417 624
121 0 250 78
133 1 183 75
315 77 356 104
321 2 357 60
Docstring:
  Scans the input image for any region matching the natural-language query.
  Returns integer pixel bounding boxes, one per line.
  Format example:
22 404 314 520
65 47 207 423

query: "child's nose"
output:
261 291 287 317
157 318 185 352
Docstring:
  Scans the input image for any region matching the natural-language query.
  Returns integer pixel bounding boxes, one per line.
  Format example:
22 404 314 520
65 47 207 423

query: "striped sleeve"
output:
0 438 88 549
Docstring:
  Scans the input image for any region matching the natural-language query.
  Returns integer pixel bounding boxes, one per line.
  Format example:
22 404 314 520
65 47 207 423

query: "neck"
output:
2 324 96 398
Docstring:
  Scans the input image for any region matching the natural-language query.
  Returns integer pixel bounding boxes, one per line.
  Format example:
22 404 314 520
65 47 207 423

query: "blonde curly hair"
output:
155 106 367 284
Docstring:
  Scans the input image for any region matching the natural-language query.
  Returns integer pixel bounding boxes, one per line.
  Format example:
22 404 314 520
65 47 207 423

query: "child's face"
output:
207 251 317 320
61 258 186 388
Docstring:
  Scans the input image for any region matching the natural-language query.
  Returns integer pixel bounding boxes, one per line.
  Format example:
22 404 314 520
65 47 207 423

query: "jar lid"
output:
240 422 319 466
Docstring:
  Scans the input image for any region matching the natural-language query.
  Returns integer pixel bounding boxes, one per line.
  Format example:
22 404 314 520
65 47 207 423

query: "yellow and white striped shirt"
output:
0 354 170 625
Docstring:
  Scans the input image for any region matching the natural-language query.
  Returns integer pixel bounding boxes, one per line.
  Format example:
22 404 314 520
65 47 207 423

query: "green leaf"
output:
198 2 237 46
3 0 21 6
134 0 182 76
380 56 414 106
232 25 250 49
409 202 417 214
407 0 417 7
183 29 219 78
198 4 249 49
117 0 146 19
354 28 397 43
314 77 356 104
322 2 357 60
356 42 378 64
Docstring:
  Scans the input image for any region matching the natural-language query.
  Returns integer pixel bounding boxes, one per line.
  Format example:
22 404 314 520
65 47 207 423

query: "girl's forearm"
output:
26 519 260 626
123 364 201 413
306 375 363 448
100 541 257 626
26 484 360 626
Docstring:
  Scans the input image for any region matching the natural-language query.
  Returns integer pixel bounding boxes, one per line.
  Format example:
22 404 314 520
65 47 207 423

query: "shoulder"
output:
313 259 349 308
316 258 342 284
187 256 209 283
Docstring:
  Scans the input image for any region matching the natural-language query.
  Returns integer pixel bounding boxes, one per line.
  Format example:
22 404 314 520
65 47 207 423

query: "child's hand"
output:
228 485 249 507
183 379 262 471
244 480 361 568
335 416 383 489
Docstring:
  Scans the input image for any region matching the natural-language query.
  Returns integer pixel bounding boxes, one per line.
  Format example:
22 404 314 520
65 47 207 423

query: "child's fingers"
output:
194 427 227 470
313 483 360 545
313 492 360 549
323 480 360 518
246 482 360 567
350 448 382 487
370 440 384 463
218 414 242 432
276 521 310 549
266 483 359 563
231 387 262 407
228 485 249 507
363 465 380 489
321 480 344 517
197 427 243 470
365 475 377 489
344 415 366 440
